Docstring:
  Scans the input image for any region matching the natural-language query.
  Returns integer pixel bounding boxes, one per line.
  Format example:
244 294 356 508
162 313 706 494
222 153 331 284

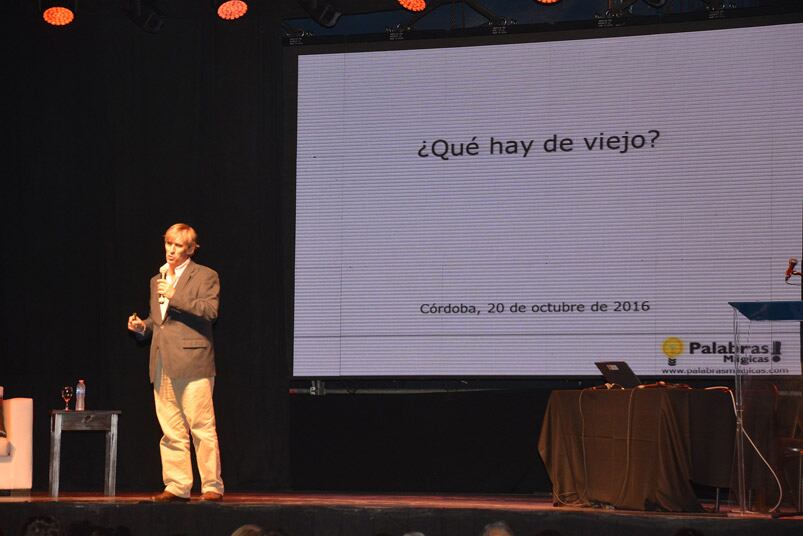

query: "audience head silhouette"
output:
482 521 514 536
230 525 268 536
21 516 62 536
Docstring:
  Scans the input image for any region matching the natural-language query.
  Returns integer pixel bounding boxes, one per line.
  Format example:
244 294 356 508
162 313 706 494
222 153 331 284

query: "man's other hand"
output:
128 314 146 334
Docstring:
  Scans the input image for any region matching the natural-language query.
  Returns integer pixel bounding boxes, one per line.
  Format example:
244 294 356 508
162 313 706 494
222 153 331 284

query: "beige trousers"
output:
153 362 224 497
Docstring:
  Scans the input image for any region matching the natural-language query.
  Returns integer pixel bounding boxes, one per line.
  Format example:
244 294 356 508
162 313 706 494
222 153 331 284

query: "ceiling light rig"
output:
395 0 511 34
40 0 76 27
216 0 249 21
128 0 164 33
700 0 724 11
297 1 342 28
602 0 639 19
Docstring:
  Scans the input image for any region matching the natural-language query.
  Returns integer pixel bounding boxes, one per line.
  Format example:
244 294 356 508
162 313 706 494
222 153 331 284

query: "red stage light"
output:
217 0 248 20
43 6 74 26
398 0 426 13
535 0 562 4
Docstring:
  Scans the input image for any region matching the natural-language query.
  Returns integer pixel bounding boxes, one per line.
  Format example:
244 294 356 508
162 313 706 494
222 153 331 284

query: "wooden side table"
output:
49 409 121 497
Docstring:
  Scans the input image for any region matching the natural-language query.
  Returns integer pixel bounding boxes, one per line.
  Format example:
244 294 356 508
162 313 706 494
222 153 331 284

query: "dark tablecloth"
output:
538 388 735 512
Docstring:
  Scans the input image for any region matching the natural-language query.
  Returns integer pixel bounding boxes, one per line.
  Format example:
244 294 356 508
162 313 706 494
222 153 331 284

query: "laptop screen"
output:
595 361 642 389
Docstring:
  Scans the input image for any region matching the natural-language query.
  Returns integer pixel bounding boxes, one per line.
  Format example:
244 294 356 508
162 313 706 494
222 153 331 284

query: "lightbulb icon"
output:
662 337 684 367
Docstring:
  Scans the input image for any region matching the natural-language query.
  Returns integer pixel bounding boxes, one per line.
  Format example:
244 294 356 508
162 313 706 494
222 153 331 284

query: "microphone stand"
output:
777 206 803 515
730 259 801 516
732 308 748 514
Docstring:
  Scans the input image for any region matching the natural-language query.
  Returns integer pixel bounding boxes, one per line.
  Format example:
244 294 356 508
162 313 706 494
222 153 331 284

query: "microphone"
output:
786 257 798 281
158 266 168 304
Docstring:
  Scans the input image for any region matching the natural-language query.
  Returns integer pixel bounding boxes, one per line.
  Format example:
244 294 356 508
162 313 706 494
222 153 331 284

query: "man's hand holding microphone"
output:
157 278 176 301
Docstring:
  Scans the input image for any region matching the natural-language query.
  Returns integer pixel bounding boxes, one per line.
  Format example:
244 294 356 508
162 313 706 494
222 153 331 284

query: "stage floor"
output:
1 492 802 536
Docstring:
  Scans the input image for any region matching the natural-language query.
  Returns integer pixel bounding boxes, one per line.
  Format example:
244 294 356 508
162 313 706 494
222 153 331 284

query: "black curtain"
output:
1 3 581 497
2 4 289 492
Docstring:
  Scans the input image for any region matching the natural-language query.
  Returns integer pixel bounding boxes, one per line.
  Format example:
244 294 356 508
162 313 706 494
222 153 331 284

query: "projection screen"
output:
292 21 803 378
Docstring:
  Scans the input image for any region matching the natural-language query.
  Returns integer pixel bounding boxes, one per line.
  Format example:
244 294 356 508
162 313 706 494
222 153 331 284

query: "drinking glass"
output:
61 386 74 411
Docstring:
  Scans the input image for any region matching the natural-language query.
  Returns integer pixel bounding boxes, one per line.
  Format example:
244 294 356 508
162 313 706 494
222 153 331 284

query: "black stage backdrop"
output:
2 4 290 492
1 3 562 496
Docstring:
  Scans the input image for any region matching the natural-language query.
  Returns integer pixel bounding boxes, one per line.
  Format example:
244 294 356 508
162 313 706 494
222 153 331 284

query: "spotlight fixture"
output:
699 0 724 10
128 0 164 33
534 0 561 4
604 0 640 18
40 0 76 26
216 0 248 20
297 1 342 28
398 0 426 12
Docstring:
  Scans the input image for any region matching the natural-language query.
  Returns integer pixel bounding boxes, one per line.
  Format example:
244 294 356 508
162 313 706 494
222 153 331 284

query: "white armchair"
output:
0 397 33 494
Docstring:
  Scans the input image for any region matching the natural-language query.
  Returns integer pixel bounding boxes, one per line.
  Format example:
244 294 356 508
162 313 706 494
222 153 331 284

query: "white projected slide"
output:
294 22 803 377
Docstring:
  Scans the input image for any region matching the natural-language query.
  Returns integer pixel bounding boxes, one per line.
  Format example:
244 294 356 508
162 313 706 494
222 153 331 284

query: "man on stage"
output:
127 223 224 502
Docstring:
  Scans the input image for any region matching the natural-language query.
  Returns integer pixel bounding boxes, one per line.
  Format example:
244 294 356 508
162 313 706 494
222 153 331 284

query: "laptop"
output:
594 361 642 389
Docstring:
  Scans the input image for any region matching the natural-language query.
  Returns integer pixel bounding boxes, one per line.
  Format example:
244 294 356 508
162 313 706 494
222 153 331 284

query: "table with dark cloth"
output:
538 388 736 512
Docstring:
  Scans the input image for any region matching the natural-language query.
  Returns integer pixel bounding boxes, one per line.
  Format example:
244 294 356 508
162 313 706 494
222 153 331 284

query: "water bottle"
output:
75 379 86 411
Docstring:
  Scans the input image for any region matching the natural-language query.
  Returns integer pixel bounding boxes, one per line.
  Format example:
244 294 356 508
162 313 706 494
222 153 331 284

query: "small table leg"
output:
49 413 63 498
104 414 119 496
798 452 803 512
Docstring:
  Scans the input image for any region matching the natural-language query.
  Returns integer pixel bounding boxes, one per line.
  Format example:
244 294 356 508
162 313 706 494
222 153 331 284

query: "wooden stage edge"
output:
1 492 803 536
0 491 800 515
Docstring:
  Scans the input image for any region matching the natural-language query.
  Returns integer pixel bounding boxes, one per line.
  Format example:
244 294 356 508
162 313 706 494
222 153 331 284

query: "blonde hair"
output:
164 223 199 254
